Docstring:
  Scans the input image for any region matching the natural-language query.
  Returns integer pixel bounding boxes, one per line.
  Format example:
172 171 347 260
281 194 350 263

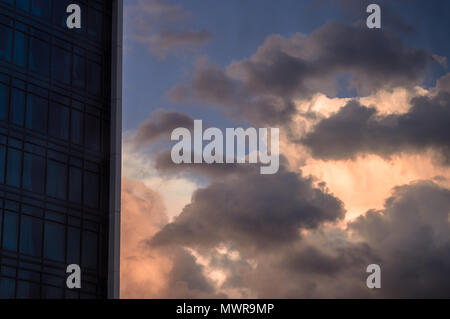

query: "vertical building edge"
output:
108 0 123 300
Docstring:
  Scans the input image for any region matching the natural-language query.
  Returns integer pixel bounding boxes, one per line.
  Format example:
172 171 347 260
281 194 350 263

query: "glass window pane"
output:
46 160 67 200
71 109 83 145
84 171 98 208
1 0 14 6
6 148 22 188
65 289 79 299
52 47 71 85
86 61 101 95
0 145 5 183
11 89 25 126
0 24 12 62
26 94 48 133
2 211 18 251
13 31 27 67
85 115 100 151
88 9 102 41
42 286 63 299
16 281 40 299
44 221 65 262
0 278 15 299
53 0 72 28
29 37 50 77
23 153 45 193
16 0 30 12
49 103 69 140
69 166 82 203
0 209 2 246
67 227 80 264
31 0 51 21
0 83 8 121
20 215 42 257
72 55 85 88
82 231 97 269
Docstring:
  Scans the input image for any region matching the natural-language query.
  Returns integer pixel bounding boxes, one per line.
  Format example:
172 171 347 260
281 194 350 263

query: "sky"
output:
120 0 450 298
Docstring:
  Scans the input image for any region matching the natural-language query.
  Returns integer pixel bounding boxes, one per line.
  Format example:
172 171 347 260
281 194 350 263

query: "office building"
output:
0 0 122 298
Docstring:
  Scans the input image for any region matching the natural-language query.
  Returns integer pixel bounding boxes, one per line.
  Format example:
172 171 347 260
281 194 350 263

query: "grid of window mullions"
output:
0 0 112 299
0 259 106 298
0 13 106 103
0 197 107 298
0 80 106 163
0 73 109 157
0 139 103 207
0 0 110 49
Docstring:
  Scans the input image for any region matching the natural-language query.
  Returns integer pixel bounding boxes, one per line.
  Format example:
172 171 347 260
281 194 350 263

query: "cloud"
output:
122 7 450 298
154 149 257 179
150 30 213 55
349 181 450 298
326 0 416 35
125 0 213 57
122 140 199 220
120 178 224 298
120 178 171 298
436 73 450 92
144 179 450 298
149 162 345 253
169 21 433 125
302 90 450 163
132 110 194 147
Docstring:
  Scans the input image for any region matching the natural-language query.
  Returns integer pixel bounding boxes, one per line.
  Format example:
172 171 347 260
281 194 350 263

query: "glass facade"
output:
0 0 121 298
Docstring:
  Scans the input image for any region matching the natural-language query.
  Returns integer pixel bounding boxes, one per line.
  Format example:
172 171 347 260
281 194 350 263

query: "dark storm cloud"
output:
436 73 450 91
255 181 450 298
152 180 450 298
125 0 213 57
261 181 450 298
133 110 194 147
152 30 213 55
168 60 298 126
167 248 215 294
302 91 450 163
149 162 345 252
283 243 375 277
327 0 417 35
154 150 256 179
349 181 450 298
169 21 433 125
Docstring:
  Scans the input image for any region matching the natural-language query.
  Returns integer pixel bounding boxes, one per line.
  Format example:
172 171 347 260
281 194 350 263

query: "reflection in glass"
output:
0 278 15 299
49 103 69 140
26 94 48 133
29 37 50 77
2 212 18 251
22 152 45 193
6 149 22 188
85 114 100 151
13 31 27 67
72 55 85 88
44 221 65 262
82 231 97 269
11 89 25 126
69 166 82 203
84 171 99 208
16 281 40 299
19 215 42 257
0 25 12 62
52 47 71 85
46 160 67 200
0 83 8 121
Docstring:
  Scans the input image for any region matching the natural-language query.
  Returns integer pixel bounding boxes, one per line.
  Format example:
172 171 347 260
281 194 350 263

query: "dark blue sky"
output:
123 0 450 131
